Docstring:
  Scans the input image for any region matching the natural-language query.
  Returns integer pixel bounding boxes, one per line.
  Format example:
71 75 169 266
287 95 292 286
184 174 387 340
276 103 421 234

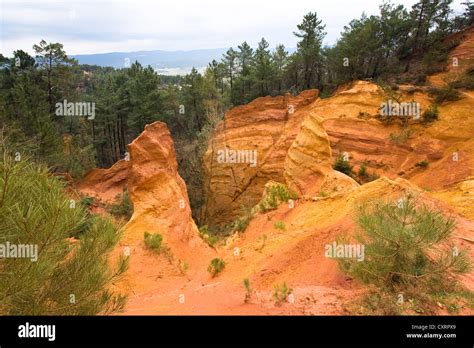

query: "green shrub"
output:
378 81 402 104
428 85 460 104
108 189 133 219
415 160 429 168
230 206 253 233
232 216 251 232
208 258 225 277
179 260 189 275
337 195 471 313
243 278 252 303
274 220 286 231
422 47 449 71
80 196 94 208
422 104 439 123
333 154 353 176
389 128 413 145
319 89 333 99
0 151 128 315
258 184 297 213
358 163 368 177
273 282 292 305
144 232 163 252
198 225 220 247
69 197 95 238
451 69 474 90
395 74 426 86
356 162 380 184
436 86 460 104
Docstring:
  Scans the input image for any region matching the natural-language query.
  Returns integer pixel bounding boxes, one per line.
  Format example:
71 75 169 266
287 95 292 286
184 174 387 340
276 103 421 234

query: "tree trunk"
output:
405 0 426 72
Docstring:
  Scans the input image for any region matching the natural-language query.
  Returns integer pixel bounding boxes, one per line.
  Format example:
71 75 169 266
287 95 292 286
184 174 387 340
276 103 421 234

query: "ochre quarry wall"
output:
203 79 474 227
318 81 474 191
202 90 319 225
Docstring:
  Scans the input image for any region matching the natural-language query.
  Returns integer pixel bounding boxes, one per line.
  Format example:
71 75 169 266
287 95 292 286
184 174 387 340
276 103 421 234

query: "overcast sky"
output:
0 0 466 56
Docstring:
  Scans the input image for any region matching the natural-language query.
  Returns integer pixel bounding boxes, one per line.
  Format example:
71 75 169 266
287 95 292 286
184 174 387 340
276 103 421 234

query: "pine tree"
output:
273 44 289 94
3 50 60 162
0 149 128 315
253 38 273 97
405 0 454 72
338 195 470 294
33 40 77 115
235 41 254 104
294 12 327 90
284 53 303 92
183 68 206 133
222 48 238 90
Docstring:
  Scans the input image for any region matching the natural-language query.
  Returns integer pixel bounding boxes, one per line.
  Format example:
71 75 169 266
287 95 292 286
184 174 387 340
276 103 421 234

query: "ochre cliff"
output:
202 90 320 225
204 79 474 226
122 122 210 256
78 122 214 310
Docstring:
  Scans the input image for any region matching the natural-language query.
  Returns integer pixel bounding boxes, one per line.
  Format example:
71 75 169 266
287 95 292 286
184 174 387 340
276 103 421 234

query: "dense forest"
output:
0 0 473 222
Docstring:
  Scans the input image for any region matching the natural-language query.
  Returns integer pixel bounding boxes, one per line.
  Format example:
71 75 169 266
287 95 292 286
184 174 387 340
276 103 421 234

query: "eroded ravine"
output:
77 71 474 315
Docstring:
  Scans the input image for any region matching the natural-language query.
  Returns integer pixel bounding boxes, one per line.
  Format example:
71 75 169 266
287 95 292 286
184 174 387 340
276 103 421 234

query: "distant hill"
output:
72 48 228 75
72 47 297 75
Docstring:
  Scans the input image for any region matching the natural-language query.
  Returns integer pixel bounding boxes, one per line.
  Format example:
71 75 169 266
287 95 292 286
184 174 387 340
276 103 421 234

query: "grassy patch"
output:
107 189 133 219
229 206 254 233
258 184 298 213
243 278 252 303
428 85 461 104
422 104 439 123
144 232 163 252
451 68 474 90
273 282 292 305
274 220 286 231
198 225 220 247
208 258 225 277
389 128 413 145
355 161 380 184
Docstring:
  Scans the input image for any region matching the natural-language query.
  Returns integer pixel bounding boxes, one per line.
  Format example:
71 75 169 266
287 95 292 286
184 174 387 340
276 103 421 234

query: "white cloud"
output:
0 0 466 56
